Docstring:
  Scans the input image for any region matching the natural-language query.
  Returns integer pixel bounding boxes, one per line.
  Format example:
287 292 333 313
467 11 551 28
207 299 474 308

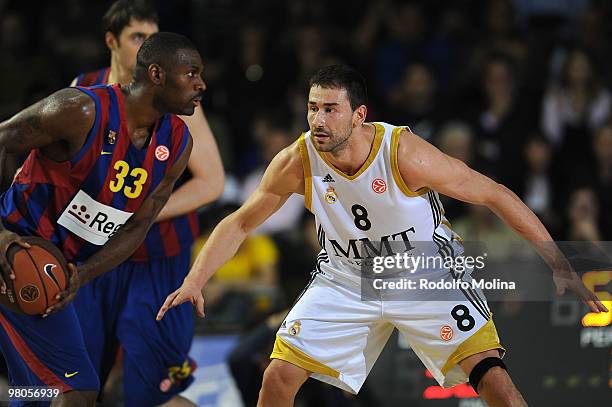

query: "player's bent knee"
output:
262 360 308 395
469 357 507 393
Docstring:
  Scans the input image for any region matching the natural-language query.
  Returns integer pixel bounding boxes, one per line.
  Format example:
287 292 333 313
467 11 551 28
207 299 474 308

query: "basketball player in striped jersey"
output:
68 1 223 406
0 33 202 406
158 65 607 407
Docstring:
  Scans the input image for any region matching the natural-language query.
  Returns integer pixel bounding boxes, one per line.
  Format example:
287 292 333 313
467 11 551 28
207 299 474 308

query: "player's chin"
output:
177 105 196 116
314 140 333 152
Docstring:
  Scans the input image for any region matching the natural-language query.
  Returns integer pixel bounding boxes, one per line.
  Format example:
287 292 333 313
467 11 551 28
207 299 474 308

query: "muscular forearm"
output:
188 213 249 287
487 184 571 273
155 176 222 222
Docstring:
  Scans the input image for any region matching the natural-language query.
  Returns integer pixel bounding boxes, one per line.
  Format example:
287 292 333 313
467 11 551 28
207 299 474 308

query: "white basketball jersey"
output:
298 122 462 282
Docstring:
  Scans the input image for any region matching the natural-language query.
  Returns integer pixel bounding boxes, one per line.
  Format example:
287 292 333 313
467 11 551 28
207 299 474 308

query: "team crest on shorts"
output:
325 186 337 204
440 325 454 341
288 320 301 336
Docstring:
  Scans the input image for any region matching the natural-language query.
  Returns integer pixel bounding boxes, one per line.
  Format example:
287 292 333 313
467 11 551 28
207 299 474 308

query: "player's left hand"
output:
42 263 80 317
156 277 205 321
553 270 608 313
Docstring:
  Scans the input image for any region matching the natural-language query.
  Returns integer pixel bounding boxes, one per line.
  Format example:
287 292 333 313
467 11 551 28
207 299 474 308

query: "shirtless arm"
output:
0 88 94 292
156 142 305 319
397 129 607 313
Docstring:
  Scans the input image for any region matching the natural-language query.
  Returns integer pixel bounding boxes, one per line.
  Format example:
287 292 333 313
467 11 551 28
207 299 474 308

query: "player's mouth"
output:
313 132 330 141
191 97 201 106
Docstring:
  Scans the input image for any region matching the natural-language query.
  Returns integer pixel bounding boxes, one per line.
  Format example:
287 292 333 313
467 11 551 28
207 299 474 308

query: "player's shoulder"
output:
275 138 303 170
46 87 97 120
395 126 429 155
29 87 97 145
260 140 304 195
265 136 304 180
71 67 110 87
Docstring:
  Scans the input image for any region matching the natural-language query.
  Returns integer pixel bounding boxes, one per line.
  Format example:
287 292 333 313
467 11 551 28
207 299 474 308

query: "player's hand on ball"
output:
157 277 205 320
553 270 609 313
42 263 80 317
0 230 31 294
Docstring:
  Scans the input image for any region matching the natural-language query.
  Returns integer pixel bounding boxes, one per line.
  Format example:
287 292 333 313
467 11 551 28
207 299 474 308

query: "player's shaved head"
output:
134 32 199 79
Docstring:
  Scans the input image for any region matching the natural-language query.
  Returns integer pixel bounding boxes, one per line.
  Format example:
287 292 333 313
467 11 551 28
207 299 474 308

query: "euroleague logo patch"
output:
155 145 170 162
372 178 387 194
440 325 454 341
20 285 40 303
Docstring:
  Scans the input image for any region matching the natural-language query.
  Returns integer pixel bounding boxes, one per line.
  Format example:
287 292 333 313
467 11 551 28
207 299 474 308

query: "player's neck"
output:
325 123 375 176
108 59 133 85
121 84 162 140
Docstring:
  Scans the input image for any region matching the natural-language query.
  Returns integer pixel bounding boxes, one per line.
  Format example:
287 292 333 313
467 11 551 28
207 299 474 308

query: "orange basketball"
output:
1 236 69 315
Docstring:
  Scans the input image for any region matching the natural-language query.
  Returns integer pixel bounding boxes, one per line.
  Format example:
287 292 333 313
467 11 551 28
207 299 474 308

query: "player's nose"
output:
312 111 325 126
195 76 206 92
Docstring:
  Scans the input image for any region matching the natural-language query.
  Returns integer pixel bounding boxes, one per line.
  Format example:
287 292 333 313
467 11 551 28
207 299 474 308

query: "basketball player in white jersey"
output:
157 65 607 407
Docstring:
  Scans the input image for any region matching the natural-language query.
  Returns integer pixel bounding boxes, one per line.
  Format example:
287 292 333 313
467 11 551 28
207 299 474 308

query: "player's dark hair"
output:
309 64 368 110
103 0 159 37
134 32 197 79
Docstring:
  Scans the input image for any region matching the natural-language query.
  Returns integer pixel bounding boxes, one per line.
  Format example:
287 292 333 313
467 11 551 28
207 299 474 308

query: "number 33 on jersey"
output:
109 160 148 199
4 84 192 262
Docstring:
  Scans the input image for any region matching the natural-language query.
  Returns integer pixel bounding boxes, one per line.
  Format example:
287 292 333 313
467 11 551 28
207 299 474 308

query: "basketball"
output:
1 236 69 315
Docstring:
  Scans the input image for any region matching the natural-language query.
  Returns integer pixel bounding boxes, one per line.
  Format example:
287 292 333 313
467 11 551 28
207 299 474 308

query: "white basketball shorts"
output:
271 272 504 393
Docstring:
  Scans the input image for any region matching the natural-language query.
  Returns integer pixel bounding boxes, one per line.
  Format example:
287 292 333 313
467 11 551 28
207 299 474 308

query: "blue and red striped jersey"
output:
0 84 191 263
73 68 200 261
75 68 110 87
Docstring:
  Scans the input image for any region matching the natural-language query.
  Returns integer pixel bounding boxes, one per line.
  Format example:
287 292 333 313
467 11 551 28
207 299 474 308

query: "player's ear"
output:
353 105 367 127
148 64 165 85
105 31 118 51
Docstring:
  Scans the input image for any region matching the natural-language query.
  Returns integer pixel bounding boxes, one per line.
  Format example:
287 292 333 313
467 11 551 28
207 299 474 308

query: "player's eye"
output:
309 106 318 112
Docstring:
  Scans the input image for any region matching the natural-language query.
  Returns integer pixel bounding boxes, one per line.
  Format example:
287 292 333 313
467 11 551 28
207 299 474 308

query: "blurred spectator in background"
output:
435 121 475 220
482 0 527 64
469 52 533 192
564 187 601 241
240 114 305 235
355 0 453 103
225 23 278 171
589 123 612 240
386 62 440 140
541 47 611 159
520 135 558 234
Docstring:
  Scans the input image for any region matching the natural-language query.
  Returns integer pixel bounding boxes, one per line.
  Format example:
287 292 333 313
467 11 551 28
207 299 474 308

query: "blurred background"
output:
0 0 611 406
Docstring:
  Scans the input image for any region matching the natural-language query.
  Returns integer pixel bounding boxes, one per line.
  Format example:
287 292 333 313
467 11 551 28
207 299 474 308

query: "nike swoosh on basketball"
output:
43 264 62 290
64 371 78 378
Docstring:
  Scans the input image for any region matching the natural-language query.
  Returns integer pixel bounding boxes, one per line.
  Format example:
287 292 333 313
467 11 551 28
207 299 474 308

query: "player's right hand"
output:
156 277 205 321
0 230 31 295
43 263 80 317
553 270 609 313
